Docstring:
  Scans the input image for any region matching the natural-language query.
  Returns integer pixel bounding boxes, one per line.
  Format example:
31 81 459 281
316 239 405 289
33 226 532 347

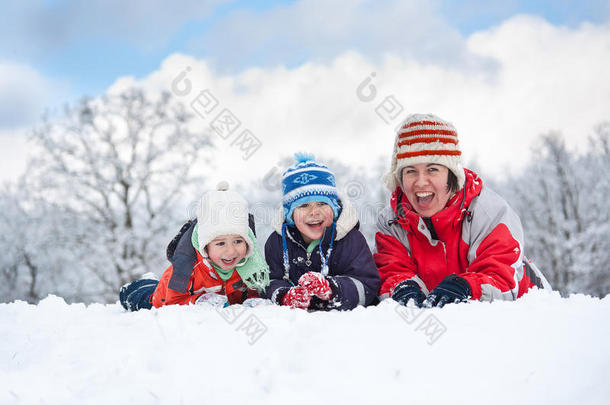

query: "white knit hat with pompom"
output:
196 181 252 258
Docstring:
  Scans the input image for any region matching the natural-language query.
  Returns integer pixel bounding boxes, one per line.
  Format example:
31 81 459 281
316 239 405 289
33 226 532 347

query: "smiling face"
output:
401 163 452 217
205 234 248 270
293 201 335 244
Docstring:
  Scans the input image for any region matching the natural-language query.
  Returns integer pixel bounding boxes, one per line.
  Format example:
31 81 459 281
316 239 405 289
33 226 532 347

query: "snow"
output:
2 290 609 405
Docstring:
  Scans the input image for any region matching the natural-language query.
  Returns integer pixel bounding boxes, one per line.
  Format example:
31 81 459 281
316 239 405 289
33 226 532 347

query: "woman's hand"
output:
423 274 471 308
391 279 426 307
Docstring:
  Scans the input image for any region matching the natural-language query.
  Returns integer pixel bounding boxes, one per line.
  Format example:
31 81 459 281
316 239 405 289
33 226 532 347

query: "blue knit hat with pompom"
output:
282 153 340 225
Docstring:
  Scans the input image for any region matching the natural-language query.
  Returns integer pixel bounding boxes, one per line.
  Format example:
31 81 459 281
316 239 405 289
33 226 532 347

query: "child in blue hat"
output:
261 154 380 310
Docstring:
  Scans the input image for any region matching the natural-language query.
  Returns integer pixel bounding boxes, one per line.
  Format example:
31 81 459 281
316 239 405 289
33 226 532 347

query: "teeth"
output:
416 192 433 197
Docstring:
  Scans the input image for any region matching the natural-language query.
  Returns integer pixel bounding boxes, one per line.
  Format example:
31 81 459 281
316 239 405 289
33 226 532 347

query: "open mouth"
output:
221 258 237 267
415 191 434 206
305 220 324 232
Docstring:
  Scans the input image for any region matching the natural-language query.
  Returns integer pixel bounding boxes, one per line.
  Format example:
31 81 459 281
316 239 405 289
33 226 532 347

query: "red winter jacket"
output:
375 169 539 302
152 249 257 307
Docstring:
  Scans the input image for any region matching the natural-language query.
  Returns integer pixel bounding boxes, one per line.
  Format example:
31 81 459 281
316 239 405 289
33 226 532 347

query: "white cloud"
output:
0 61 60 129
4 14 607 185
461 15 610 171
106 15 610 186
0 61 68 183
193 0 496 73
0 129 28 184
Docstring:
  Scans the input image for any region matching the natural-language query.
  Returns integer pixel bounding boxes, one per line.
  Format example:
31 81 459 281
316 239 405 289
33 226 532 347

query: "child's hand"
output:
298 272 333 300
195 292 229 307
242 298 273 308
281 286 311 309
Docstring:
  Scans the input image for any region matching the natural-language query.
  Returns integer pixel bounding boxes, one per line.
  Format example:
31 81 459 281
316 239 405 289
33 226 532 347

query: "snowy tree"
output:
0 185 40 302
25 88 214 301
499 125 610 296
0 181 89 303
322 156 388 246
574 123 610 296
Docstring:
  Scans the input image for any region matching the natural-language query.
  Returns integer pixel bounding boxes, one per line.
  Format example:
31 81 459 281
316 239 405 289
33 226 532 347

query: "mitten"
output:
195 292 229 307
281 286 311 309
391 279 426 307
423 274 471 308
242 298 274 308
298 272 333 300
309 277 342 311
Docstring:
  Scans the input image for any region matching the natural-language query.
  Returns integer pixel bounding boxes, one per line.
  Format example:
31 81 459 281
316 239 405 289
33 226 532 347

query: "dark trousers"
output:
119 279 158 311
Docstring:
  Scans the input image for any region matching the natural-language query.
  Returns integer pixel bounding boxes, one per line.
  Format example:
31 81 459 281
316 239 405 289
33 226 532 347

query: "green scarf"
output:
191 224 270 292
210 259 242 281
306 239 320 254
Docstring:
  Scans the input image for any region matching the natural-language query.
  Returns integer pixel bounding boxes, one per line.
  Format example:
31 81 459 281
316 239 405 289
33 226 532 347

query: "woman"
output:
375 113 549 308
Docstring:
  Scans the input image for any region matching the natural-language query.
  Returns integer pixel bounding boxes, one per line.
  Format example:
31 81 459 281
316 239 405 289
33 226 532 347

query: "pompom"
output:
216 181 229 191
294 152 315 164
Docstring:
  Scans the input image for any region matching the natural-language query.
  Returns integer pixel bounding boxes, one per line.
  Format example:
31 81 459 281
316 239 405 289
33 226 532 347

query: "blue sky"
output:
2 0 608 104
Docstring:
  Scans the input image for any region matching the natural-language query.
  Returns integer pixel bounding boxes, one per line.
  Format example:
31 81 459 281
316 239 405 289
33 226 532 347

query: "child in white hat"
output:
119 182 269 311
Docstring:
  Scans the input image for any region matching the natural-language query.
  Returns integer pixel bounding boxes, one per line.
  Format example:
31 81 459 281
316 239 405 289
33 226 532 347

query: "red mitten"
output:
298 272 333 300
281 286 311 309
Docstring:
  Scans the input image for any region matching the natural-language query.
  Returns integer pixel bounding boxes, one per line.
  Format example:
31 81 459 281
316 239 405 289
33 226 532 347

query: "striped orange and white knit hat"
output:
383 113 465 192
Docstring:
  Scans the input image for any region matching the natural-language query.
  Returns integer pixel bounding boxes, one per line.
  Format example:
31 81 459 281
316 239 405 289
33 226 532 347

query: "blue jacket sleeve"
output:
327 229 381 310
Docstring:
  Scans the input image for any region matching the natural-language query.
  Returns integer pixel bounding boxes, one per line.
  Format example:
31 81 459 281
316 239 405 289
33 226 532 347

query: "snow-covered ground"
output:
1 290 609 405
